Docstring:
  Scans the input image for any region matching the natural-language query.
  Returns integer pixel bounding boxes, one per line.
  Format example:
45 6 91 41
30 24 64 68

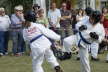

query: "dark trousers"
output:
11 30 25 54
0 31 5 54
4 31 9 53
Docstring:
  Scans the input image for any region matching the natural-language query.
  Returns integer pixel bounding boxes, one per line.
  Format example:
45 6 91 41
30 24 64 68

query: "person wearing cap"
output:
10 5 25 56
33 4 40 13
0 7 11 56
32 4 40 18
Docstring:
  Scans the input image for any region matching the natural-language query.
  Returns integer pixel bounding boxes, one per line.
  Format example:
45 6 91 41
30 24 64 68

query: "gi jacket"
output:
23 22 61 49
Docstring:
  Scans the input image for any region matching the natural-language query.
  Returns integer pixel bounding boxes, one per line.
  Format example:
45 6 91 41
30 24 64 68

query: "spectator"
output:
48 2 61 34
48 3 61 57
101 7 108 39
75 8 86 59
32 4 40 18
36 9 49 28
60 2 72 40
76 8 85 22
0 7 11 56
70 9 77 34
10 5 25 56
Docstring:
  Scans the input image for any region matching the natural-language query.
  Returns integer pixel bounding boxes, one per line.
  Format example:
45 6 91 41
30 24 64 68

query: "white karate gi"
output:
62 18 91 53
23 22 61 72
77 18 105 59
63 15 104 59
62 19 105 72
75 15 100 58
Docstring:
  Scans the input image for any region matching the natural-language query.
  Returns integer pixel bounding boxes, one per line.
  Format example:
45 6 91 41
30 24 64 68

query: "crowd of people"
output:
0 2 108 72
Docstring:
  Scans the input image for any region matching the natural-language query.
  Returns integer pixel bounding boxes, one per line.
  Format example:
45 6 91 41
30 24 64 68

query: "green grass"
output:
0 52 108 72
0 41 108 72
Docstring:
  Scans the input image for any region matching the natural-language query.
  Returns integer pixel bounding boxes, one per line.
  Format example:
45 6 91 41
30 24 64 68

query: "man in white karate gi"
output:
23 11 63 72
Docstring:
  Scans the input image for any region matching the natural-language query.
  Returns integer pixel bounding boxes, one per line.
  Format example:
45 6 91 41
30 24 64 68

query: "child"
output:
23 11 63 72
60 11 105 72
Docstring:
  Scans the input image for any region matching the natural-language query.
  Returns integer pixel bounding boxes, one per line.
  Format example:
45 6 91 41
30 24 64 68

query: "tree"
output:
0 0 33 14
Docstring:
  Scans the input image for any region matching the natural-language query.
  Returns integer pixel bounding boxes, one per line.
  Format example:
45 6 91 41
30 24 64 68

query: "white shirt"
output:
23 22 61 49
0 15 11 31
48 8 61 28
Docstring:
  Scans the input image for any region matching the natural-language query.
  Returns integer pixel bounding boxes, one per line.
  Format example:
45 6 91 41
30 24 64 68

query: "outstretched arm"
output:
37 24 61 41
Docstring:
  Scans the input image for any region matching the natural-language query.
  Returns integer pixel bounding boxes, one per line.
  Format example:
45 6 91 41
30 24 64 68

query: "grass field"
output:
0 41 108 72
0 51 108 72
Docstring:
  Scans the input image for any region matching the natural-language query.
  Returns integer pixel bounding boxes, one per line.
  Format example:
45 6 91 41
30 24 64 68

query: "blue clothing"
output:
4 31 9 53
11 30 25 54
10 14 25 54
10 14 24 30
0 31 5 54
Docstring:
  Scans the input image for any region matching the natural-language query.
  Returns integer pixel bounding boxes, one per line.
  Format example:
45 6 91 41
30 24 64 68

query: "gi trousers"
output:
31 46 59 72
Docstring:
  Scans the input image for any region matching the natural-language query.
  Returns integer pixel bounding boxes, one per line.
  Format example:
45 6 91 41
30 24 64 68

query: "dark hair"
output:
102 7 108 13
33 4 40 10
78 8 85 16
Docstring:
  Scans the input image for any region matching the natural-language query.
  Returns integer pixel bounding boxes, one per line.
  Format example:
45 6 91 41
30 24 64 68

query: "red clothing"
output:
103 18 108 28
101 14 108 36
102 14 108 28
105 28 108 36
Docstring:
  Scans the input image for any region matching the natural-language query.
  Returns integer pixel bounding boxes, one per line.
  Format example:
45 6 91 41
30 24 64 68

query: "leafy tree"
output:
0 0 33 14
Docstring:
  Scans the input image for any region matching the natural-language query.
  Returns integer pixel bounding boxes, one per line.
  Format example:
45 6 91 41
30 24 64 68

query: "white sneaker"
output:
5 52 8 55
0 53 4 56
106 54 108 61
